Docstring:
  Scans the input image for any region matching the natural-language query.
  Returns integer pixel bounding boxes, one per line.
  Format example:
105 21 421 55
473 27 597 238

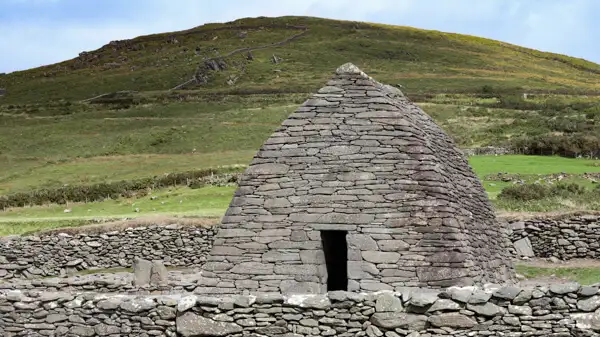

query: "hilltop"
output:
1 16 600 104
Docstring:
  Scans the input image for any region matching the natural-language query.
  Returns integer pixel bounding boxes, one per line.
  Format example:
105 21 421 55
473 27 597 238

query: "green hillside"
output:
1 16 600 104
1 15 600 222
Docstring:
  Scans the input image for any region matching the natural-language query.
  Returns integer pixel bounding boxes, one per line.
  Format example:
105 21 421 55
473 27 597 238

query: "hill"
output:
1 15 600 223
1 16 600 104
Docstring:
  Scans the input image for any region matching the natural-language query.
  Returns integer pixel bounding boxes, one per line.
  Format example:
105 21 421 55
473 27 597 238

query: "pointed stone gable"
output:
197 63 516 295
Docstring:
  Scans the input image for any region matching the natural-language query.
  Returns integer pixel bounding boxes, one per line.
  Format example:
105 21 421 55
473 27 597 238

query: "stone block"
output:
262 251 301 262
513 237 534 257
150 260 168 286
132 257 152 286
230 262 274 275
361 251 400 264
347 234 378 250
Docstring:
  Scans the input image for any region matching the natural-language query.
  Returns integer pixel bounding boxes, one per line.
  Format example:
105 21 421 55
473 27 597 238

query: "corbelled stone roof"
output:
197 63 516 295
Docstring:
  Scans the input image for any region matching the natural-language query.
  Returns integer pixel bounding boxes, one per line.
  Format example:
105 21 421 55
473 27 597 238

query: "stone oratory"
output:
197 63 516 295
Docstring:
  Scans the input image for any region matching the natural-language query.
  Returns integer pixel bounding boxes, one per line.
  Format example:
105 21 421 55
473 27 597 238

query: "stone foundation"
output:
2 284 600 336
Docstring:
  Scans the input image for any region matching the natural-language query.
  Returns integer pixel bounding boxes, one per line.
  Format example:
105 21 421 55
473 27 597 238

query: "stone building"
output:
196 63 516 295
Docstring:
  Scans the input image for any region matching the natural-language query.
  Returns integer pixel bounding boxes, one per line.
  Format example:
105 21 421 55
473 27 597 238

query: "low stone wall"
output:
462 146 514 156
3 214 600 281
3 284 600 336
508 215 600 260
0 274 196 295
0 225 216 280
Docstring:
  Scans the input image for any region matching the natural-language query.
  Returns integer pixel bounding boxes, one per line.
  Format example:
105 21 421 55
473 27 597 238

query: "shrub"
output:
481 85 494 94
497 184 550 201
498 182 588 201
188 180 206 189
553 182 587 196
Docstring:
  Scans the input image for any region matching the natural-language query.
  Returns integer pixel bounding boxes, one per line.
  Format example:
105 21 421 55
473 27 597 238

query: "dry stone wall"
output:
0 225 216 280
1 214 599 282
462 147 514 156
508 215 600 260
3 284 600 337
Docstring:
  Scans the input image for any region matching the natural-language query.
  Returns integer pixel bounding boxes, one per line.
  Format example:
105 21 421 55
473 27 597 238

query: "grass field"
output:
1 155 598 235
472 155 600 198
515 264 600 285
2 97 599 194
0 185 233 235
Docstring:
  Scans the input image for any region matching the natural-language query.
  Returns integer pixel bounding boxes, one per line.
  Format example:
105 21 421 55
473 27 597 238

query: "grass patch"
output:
0 219 93 236
515 264 600 285
470 155 600 177
0 185 235 235
1 154 600 235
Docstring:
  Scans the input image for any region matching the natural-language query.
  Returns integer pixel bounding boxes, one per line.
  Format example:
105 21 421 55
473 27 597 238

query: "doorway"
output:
320 230 348 291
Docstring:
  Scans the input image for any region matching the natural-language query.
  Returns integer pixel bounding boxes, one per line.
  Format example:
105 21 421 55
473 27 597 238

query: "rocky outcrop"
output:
2 285 600 336
0 225 216 280
508 215 600 260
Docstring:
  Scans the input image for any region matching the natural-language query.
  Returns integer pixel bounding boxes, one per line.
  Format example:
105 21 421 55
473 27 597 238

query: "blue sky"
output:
1 0 598 73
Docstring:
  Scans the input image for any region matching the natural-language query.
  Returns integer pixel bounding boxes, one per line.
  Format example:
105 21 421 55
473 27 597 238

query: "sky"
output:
1 0 599 74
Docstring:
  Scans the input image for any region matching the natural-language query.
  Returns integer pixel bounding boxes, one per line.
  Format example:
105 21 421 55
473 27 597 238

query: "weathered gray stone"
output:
177 296 197 312
347 234 378 250
230 262 274 275
362 251 400 264
550 282 581 294
177 311 243 336
578 296 600 312
246 163 290 175
467 302 504 316
94 324 121 336
370 312 427 330
375 292 403 312
377 240 410 251
45 313 68 323
493 286 522 300
132 257 152 286
428 312 477 328
119 297 156 313
97 298 122 310
580 286 600 297
69 326 95 336
508 304 532 316
513 237 534 257
409 291 440 307
150 260 168 286
427 299 461 312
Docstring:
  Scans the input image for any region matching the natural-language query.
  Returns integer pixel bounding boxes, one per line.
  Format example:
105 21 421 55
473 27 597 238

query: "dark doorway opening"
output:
320 230 348 291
